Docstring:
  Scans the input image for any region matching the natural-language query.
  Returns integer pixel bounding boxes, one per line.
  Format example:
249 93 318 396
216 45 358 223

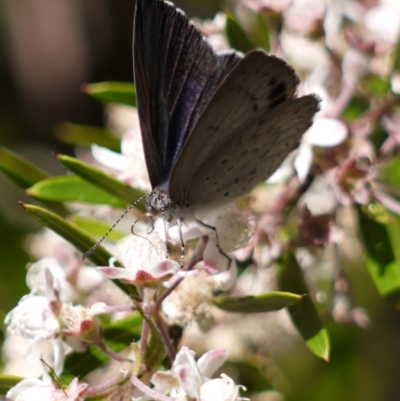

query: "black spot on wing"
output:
268 82 286 101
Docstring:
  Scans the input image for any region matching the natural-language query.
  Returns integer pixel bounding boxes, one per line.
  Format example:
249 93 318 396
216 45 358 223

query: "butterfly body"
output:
134 0 319 220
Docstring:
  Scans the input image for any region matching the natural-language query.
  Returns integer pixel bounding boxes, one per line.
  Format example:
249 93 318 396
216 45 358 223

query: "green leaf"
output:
249 13 270 51
27 175 126 207
133 300 167 367
20 203 121 268
278 252 330 361
57 154 146 211
364 75 391 97
305 328 330 361
357 205 400 306
70 216 126 242
214 291 302 313
342 96 370 122
378 154 400 187
225 13 253 53
64 313 142 378
0 145 49 188
57 123 121 152
83 82 136 107
0 374 24 395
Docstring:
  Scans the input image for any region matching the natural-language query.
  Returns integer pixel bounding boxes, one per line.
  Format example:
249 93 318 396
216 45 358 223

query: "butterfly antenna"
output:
82 195 147 260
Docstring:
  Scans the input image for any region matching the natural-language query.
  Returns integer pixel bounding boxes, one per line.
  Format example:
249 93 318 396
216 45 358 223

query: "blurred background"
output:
0 1 400 400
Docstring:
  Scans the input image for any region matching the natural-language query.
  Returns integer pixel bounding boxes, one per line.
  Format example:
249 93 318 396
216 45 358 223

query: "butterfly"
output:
133 0 319 219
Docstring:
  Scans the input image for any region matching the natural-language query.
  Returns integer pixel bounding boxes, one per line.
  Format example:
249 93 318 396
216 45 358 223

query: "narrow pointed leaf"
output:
57 123 121 152
20 203 119 268
0 145 48 188
83 82 136 107
278 252 330 361
57 155 146 210
357 205 400 306
64 313 142 377
214 291 302 313
225 13 253 53
27 175 126 207
250 13 270 51
70 216 126 242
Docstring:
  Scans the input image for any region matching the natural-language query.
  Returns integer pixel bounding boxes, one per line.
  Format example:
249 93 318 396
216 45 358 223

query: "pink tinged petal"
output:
99 264 174 286
197 349 228 377
151 371 178 393
175 365 201 398
64 377 89 400
307 118 348 147
97 266 137 281
211 260 238 292
172 346 197 370
172 347 203 398
294 145 313 183
150 260 180 277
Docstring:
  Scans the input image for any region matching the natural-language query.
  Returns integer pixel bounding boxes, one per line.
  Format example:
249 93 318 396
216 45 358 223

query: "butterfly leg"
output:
177 218 186 268
161 211 171 259
195 218 232 268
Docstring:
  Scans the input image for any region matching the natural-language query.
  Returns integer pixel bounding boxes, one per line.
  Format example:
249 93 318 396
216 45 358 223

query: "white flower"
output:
294 117 348 182
283 0 326 35
4 295 67 376
92 106 151 191
199 374 248 401
5 295 60 341
2 334 66 378
6 374 88 401
26 258 75 302
150 346 229 399
364 2 400 44
176 204 253 253
97 232 180 286
60 303 106 346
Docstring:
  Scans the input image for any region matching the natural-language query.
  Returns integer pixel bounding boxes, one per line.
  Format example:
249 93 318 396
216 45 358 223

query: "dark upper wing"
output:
169 50 318 205
133 0 241 188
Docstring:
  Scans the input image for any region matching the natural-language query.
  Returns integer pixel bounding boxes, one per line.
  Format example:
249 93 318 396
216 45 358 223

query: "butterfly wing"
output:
133 0 240 188
169 50 319 205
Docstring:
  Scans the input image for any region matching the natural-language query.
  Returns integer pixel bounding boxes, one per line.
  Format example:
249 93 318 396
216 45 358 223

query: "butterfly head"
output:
145 187 175 216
